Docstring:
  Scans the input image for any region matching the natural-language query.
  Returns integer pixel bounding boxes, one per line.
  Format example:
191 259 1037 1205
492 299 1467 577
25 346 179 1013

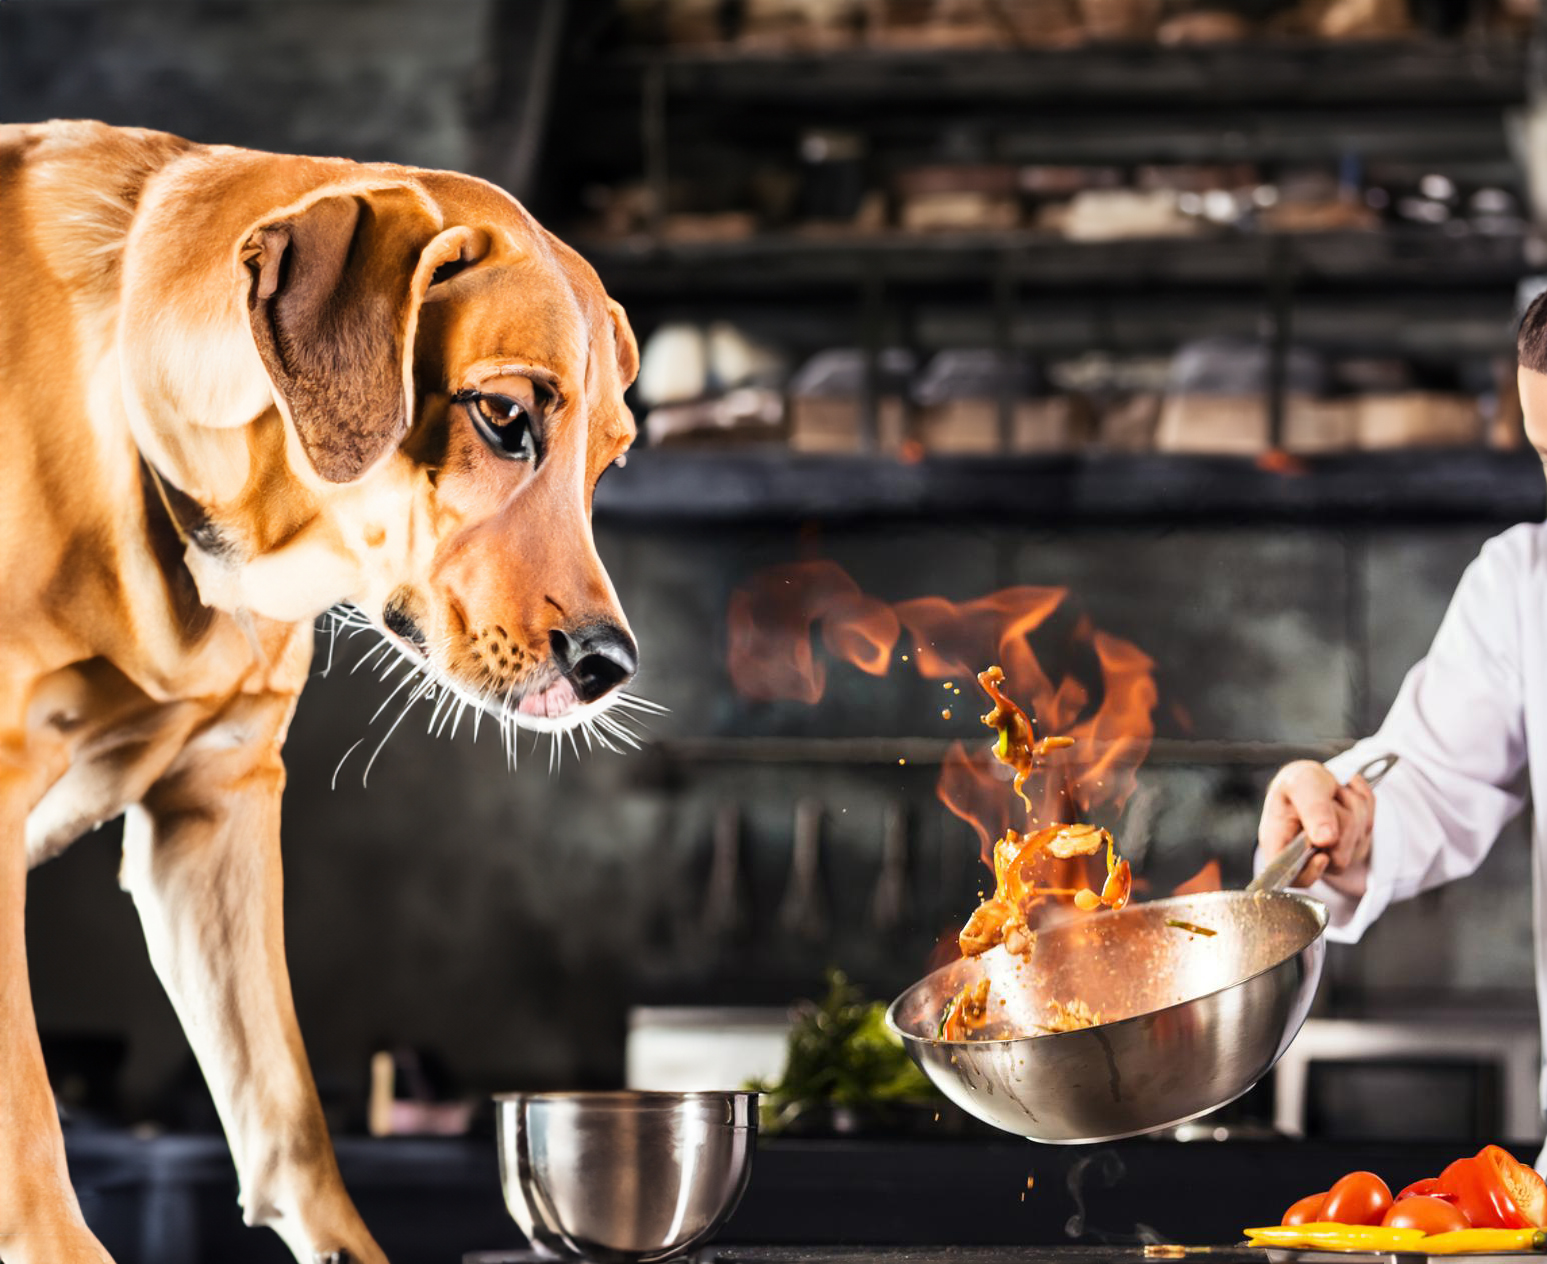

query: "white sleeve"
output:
1309 530 1532 941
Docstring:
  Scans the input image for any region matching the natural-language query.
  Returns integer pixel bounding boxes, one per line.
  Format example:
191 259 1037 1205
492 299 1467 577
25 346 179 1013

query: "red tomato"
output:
1382 1196 1471 1234
1397 1178 1454 1203
1320 1171 1394 1226
1283 1192 1327 1226
1479 1145 1547 1229
1441 1155 1533 1230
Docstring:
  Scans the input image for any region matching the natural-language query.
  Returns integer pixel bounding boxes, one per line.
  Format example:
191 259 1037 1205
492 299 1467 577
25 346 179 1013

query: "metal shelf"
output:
592 448 1547 526
619 38 1529 107
647 735 1349 766
583 230 1533 296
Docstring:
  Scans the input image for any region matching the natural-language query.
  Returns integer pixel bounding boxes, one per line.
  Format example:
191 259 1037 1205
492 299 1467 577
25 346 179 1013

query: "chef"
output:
1256 290 1547 1150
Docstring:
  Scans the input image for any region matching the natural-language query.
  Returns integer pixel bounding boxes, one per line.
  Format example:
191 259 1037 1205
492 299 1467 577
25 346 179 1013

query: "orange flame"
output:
724 560 1163 947
822 590 901 677
937 742 1010 867
1063 628 1157 818
726 561 900 702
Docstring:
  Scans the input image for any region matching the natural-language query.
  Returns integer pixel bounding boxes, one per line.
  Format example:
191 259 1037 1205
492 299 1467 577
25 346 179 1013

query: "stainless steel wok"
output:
886 753 1396 1143
887 888 1326 1142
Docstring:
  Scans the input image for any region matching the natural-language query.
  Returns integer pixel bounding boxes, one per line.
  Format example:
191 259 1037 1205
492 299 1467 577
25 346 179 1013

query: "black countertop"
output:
67 1130 1516 1264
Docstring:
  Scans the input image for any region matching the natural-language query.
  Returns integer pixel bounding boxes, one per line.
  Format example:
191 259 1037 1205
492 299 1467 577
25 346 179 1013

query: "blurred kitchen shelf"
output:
592 448 1546 525
583 230 1534 295
618 38 1528 106
648 736 1350 766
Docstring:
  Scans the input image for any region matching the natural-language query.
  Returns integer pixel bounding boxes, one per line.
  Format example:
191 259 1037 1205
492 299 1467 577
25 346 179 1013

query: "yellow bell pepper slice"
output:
1243 1224 1427 1251
1420 1229 1547 1254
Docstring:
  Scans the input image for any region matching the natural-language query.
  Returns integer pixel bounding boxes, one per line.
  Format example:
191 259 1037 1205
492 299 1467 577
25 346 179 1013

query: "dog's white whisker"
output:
319 613 340 678
448 696 469 742
351 639 394 675
587 718 622 754
596 715 641 751
597 712 642 749
331 738 366 790
369 659 426 724
498 709 516 771
427 687 455 735
361 687 426 787
617 692 669 715
434 692 461 739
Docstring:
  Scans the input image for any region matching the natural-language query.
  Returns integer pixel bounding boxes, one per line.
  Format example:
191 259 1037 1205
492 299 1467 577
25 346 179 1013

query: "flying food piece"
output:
956 666 1132 962
978 665 1073 811
958 898 1013 958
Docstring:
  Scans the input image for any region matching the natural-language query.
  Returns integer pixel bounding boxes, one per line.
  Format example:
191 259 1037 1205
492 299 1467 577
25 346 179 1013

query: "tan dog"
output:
0 119 642 1264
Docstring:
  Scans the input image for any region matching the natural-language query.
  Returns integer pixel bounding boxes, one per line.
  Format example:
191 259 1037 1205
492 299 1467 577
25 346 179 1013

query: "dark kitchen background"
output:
6 0 1547 1260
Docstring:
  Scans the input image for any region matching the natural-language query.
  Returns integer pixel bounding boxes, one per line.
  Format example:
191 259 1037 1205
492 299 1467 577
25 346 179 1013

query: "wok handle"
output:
1245 753 1399 894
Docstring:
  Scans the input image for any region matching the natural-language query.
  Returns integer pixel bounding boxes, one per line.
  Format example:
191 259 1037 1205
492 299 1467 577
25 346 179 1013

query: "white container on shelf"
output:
625 1007 792 1093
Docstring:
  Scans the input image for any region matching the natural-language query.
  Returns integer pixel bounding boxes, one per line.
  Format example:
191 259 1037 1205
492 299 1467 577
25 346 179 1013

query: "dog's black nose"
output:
550 622 638 703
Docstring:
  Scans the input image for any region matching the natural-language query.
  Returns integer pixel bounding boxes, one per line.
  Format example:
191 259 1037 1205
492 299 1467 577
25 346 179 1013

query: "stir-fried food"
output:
958 667 1131 962
1044 999 1101 1033
941 666 1135 1041
939 979 993 1041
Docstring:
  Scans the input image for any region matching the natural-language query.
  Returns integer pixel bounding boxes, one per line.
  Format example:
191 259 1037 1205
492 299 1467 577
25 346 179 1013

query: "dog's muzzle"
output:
549 622 638 703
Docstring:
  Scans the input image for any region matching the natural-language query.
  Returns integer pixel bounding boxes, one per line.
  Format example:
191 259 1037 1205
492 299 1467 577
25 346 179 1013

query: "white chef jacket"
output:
1308 521 1544 1135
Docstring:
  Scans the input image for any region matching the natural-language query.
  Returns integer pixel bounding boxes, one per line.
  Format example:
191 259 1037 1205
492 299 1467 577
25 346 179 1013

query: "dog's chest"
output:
22 660 197 863
21 624 306 866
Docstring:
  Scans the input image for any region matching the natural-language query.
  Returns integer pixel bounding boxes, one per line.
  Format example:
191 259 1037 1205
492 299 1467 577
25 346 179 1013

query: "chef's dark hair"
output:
1520 289 1547 372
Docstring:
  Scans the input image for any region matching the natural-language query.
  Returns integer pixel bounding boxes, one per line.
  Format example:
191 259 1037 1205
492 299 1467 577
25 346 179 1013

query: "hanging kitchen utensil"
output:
887 754 1397 1144
779 798 829 942
869 802 910 933
701 800 749 941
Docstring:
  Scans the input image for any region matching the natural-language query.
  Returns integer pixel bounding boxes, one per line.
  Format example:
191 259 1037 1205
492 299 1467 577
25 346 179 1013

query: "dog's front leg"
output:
1 760 115 1264
120 695 386 1264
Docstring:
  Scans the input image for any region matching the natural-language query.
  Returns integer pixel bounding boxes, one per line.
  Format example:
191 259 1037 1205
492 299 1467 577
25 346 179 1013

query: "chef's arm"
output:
1255 529 1532 941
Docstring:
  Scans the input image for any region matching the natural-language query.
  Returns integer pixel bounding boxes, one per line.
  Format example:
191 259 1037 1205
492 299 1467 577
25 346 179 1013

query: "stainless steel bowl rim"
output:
886 888 1327 1048
493 1090 758 1107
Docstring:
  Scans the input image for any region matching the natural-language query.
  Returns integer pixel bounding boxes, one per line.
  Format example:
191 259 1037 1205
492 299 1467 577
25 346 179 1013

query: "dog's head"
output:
129 167 640 734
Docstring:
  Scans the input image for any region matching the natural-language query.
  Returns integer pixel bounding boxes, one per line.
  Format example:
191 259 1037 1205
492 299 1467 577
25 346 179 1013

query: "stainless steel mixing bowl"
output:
494 1090 757 1263
887 889 1326 1143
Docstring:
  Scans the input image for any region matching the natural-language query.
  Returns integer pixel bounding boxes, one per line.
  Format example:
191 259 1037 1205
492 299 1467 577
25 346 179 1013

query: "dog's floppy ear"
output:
240 187 452 483
607 299 640 387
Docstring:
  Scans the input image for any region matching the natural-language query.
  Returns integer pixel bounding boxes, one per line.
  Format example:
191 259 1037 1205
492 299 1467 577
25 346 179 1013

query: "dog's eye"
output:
461 392 538 462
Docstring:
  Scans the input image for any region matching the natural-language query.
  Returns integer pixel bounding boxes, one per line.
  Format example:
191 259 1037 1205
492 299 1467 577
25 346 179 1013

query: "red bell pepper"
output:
1479 1145 1547 1228
1397 1178 1457 1205
1439 1148 1547 1230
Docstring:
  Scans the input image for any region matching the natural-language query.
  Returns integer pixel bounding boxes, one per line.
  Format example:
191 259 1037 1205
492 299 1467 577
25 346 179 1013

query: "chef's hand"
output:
1257 761 1376 895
